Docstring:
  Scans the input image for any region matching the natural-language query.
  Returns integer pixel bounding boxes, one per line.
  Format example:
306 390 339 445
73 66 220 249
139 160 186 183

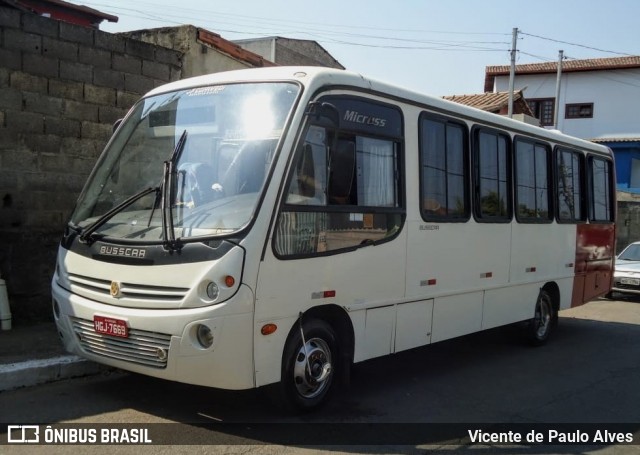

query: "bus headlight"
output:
205 281 219 300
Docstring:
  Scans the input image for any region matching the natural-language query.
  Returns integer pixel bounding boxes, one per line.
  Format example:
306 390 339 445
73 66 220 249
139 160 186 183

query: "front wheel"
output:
280 319 338 412
526 289 556 346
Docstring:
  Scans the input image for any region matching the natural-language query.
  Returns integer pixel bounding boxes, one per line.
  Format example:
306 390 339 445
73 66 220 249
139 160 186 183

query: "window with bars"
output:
566 103 594 119
528 98 555 126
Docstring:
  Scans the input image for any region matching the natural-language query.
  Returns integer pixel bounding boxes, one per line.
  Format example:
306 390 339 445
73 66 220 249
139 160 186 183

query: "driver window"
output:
275 97 404 257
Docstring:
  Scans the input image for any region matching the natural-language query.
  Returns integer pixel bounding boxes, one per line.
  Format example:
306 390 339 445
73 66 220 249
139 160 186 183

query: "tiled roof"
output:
197 29 277 68
443 90 535 117
484 55 640 92
6 0 118 22
444 91 515 111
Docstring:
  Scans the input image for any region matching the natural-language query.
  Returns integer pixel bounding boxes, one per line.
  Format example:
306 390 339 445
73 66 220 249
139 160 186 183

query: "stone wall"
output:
0 7 183 323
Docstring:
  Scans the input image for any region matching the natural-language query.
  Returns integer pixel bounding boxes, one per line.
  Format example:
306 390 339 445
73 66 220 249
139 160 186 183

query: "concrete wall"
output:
494 69 640 140
0 6 183 323
236 37 344 69
124 26 253 78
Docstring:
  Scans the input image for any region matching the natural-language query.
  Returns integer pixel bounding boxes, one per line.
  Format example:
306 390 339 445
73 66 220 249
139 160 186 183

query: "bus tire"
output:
280 318 338 412
526 289 555 346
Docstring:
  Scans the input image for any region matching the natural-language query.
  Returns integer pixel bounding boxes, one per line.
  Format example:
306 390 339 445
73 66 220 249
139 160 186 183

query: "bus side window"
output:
275 96 404 258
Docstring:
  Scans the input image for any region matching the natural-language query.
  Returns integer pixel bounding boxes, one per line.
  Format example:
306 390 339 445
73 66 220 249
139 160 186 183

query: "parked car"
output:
610 241 640 297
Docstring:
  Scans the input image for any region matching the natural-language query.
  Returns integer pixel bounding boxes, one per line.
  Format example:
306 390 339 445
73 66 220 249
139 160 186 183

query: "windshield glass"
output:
71 82 300 242
619 243 640 261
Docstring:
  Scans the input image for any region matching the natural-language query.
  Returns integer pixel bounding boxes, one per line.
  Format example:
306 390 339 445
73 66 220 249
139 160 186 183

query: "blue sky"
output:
81 0 640 96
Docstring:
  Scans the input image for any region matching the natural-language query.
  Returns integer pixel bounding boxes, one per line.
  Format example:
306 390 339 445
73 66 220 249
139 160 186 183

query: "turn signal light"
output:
261 323 277 335
224 275 235 287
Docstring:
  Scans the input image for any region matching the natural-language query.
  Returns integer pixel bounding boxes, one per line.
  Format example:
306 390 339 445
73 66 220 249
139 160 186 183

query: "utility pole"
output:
553 50 564 130
507 27 518 118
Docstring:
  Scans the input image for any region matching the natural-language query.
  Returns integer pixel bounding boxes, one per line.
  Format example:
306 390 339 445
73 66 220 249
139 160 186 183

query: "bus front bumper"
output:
51 281 256 390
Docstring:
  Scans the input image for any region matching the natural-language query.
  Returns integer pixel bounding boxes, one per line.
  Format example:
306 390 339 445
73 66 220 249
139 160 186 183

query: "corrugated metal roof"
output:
591 137 640 143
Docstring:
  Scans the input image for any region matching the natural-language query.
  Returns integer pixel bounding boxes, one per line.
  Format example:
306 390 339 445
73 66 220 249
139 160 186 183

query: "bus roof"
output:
145 66 612 158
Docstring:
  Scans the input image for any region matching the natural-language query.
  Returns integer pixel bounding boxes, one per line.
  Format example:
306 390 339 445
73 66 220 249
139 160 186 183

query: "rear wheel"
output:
526 289 556 346
280 319 338 412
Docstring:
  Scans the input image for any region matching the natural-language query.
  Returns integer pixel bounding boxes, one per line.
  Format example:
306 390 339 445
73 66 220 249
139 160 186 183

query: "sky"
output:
80 0 640 96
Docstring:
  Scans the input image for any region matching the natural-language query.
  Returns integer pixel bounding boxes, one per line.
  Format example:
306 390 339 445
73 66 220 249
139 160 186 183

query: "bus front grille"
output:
70 317 172 369
68 273 189 303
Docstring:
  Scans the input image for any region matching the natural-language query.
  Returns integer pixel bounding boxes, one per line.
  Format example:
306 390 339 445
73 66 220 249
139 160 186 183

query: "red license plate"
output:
93 315 129 338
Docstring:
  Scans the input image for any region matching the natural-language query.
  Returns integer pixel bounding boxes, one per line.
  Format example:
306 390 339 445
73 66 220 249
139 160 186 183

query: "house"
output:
443 89 539 126
486 57 640 189
487 56 640 249
485 56 640 139
123 26 277 79
123 28 345 81
0 0 118 28
234 36 344 69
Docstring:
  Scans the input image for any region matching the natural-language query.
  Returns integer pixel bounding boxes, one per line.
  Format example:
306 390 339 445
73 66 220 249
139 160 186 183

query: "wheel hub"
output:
293 338 333 399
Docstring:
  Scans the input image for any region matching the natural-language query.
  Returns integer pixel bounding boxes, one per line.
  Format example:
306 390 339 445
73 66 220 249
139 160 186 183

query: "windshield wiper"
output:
78 187 159 244
161 129 188 251
77 130 188 248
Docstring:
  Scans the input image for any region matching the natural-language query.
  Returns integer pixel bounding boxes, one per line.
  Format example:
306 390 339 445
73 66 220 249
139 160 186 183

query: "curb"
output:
0 355 110 392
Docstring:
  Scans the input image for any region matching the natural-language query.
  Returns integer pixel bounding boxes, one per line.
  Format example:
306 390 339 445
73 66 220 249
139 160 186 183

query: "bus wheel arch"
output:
542 282 560 329
526 283 559 346
278 305 354 411
304 304 355 377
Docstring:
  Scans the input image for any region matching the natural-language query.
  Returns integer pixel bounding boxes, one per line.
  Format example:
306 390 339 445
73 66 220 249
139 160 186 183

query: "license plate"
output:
620 277 640 286
93 315 129 338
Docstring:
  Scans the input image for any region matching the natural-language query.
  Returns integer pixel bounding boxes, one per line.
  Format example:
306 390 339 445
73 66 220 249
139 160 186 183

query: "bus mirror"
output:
306 102 340 129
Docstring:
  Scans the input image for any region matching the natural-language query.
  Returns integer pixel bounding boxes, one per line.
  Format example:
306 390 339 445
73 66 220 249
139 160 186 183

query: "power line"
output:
520 31 635 57
94 5 511 52
84 1 638 60
88 0 511 36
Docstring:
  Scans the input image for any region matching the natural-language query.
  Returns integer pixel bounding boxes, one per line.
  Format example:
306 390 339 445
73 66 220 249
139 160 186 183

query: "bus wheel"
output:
527 290 555 346
281 319 338 411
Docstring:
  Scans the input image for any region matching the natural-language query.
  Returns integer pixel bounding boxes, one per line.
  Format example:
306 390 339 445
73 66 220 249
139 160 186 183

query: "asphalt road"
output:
1 297 640 454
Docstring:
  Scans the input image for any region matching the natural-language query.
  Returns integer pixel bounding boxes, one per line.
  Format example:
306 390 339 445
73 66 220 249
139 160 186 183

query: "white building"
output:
487 56 640 250
485 56 640 140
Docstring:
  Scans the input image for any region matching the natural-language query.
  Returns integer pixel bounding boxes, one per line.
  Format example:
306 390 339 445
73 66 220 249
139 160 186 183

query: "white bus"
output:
52 67 615 411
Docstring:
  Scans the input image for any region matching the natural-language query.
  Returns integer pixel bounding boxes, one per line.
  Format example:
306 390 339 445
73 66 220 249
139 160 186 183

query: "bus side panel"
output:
406 221 509 344
510 224 577 286
405 222 511 299
361 305 395 358
431 292 483 343
394 300 433 352
482 284 541 330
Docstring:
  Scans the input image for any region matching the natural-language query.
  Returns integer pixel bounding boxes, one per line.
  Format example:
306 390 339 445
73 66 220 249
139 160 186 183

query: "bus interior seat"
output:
238 142 268 194
329 140 356 204
178 162 217 205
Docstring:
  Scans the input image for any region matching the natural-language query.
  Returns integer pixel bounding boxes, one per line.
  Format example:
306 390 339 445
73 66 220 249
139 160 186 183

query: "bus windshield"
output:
71 82 300 243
